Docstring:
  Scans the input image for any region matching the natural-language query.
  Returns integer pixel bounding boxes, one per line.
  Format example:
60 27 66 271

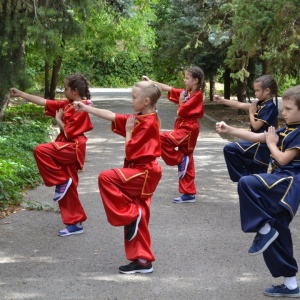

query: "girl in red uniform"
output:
9 74 93 236
74 81 162 274
142 66 204 203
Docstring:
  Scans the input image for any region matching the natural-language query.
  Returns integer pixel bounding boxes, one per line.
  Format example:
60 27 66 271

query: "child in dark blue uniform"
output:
214 75 278 182
216 85 300 298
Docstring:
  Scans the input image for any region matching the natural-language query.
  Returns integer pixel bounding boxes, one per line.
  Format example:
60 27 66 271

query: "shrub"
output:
0 104 52 210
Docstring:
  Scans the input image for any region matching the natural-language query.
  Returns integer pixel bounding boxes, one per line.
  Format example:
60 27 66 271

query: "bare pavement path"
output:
1 89 300 300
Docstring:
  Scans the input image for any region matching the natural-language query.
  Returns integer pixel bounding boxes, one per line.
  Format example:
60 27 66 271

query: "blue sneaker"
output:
264 284 300 297
173 194 196 203
58 223 83 237
248 227 279 255
53 178 72 202
178 156 189 179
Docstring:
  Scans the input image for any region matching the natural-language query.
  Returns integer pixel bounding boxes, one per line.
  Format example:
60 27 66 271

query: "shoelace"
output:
55 182 67 193
178 160 186 171
271 284 286 292
252 233 262 245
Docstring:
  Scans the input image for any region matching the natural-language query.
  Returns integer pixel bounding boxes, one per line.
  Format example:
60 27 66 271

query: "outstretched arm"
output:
215 121 266 143
142 75 172 92
213 95 250 111
74 101 115 121
10 88 46 106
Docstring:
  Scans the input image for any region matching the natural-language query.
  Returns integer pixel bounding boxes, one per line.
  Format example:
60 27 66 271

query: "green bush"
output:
0 104 52 210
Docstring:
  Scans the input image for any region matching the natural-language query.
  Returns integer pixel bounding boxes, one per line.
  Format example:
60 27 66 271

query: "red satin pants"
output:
98 169 155 262
34 143 87 225
160 131 196 195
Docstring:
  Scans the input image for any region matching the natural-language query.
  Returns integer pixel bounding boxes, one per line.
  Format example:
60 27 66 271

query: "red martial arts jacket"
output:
112 113 162 198
45 99 93 169
168 88 204 118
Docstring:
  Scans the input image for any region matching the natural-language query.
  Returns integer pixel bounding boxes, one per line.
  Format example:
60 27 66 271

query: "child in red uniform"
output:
9 74 93 236
74 81 162 274
142 66 204 203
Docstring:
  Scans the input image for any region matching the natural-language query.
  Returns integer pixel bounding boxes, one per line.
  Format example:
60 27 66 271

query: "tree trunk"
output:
0 0 28 116
262 60 268 74
0 93 10 122
44 61 50 98
49 56 62 99
236 79 247 115
223 68 231 99
209 74 215 101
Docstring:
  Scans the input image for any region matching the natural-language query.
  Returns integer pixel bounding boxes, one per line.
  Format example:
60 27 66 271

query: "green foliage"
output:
4 0 300 101
223 0 300 78
151 0 228 85
276 75 299 96
0 104 52 210
58 1 157 87
26 1 84 62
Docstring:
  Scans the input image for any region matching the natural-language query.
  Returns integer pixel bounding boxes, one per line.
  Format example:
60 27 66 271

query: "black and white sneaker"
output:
119 260 153 274
125 208 142 241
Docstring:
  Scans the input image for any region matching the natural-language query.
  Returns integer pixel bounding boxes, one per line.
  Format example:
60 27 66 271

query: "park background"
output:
0 0 300 213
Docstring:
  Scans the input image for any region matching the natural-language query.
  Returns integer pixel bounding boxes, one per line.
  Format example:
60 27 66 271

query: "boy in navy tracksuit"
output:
216 85 300 298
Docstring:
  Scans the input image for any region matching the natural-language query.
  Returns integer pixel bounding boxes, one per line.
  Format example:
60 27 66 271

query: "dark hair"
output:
186 66 205 91
254 75 278 107
65 74 91 99
282 85 300 110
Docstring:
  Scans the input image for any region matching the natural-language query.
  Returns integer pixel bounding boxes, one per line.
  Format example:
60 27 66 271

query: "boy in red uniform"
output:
142 66 204 203
10 74 93 236
74 81 162 274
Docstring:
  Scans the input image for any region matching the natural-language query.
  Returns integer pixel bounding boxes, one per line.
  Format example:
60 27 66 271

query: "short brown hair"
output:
282 85 300 110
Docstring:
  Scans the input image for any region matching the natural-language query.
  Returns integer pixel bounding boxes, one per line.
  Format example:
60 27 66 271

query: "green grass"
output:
0 104 53 211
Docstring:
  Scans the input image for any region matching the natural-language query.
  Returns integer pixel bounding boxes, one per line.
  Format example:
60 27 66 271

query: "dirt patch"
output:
0 205 22 220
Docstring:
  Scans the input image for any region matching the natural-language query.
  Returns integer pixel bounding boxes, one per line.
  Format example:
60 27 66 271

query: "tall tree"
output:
0 0 32 120
224 0 300 92
152 0 230 99
26 0 91 98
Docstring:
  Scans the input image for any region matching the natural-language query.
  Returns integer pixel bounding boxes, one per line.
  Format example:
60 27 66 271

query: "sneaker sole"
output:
53 178 73 202
173 199 196 203
58 229 83 237
127 208 142 242
248 231 279 256
264 291 300 297
119 267 153 274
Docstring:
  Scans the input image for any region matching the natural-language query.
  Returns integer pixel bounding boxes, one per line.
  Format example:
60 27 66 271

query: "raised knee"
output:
223 143 236 153
238 175 256 189
98 170 111 185
238 176 247 186
33 144 43 155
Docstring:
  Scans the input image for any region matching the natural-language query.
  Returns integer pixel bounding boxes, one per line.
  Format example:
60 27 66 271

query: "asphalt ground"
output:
1 89 300 300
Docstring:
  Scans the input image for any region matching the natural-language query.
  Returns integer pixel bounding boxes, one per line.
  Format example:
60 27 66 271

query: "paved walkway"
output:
1 90 300 300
